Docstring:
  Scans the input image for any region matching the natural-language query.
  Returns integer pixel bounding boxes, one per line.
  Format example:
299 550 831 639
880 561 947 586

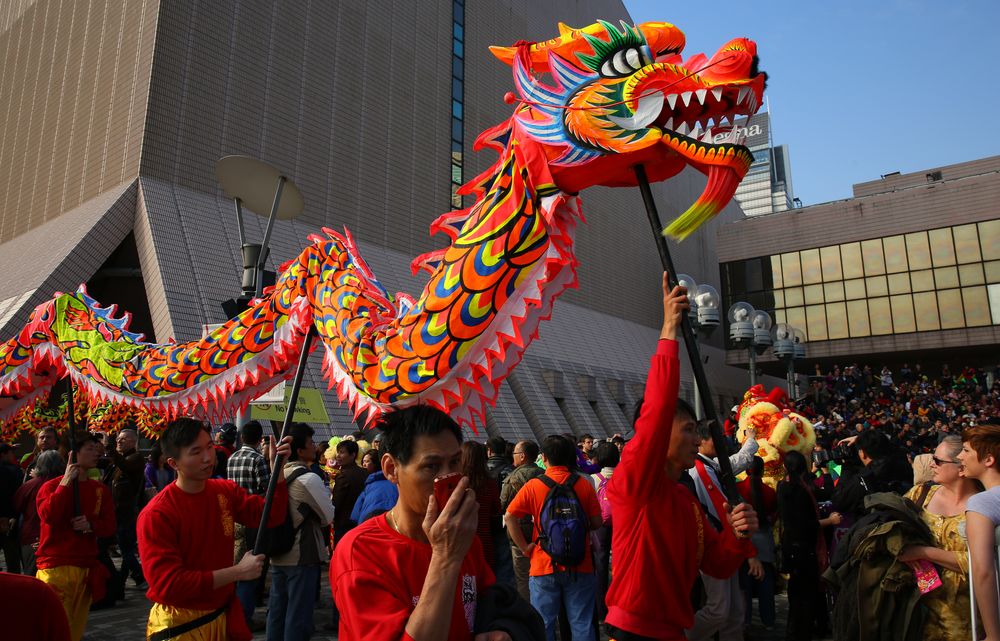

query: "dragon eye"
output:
599 46 650 78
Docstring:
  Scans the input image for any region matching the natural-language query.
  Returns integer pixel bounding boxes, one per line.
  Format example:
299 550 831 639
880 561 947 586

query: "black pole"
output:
253 325 317 554
66 379 81 517
633 165 741 504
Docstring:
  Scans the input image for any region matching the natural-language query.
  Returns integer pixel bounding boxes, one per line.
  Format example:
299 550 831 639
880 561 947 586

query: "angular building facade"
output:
730 111 795 217
0 0 763 440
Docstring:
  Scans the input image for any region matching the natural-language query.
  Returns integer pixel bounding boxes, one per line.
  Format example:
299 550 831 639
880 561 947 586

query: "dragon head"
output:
491 20 766 238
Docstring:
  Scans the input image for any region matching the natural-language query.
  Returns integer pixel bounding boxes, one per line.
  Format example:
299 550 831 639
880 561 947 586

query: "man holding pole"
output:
604 274 758 641
138 418 291 641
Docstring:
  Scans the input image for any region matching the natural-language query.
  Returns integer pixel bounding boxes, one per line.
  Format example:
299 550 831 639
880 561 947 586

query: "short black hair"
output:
633 397 696 427
591 441 620 468
217 422 238 444
541 435 576 467
518 440 539 462
581 433 594 441
288 423 315 462
377 406 463 465
240 420 264 447
72 433 102 453
856 429 890 460
160 418 210 460
337 439 359 458
486 437 507 456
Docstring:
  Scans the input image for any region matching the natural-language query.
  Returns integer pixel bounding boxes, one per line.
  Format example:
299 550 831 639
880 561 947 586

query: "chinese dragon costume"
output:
734 384 817 487
0 20 766 436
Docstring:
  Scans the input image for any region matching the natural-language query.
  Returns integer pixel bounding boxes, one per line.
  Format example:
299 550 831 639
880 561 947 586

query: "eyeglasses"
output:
932 456 959 466
513 451 525 456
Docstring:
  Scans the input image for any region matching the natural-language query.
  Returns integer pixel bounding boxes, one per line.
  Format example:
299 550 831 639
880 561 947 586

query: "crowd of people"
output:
0 274 998 641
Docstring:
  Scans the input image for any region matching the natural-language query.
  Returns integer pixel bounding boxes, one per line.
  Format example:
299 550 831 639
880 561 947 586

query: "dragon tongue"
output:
662 164 743 240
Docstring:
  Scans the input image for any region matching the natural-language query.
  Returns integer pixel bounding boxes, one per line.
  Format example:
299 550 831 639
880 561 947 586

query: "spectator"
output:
462 441 503 573
738 456 777 632
361 449 379 475
106 428 146 590
20 426 60 479
138 419 290 641
499 439 543 601
831 430 913 519
588 441 619 625
268 423 335 641
36 435 116 641
580 434 595 460
486 437 514 484
331 405 508 641
144 444 175 493
897 434 980 641
370 430 384 452
504 434 602 641
331 439 368 544
213 422 238 477
958 422 1000 641
350 455 399 525
0 443 23 573
777 451 841 641
13 450 64 575
604 273 758 641
227 419 272 629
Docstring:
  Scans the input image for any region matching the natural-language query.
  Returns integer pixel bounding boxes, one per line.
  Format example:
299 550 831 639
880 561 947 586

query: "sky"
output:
622 0 999 206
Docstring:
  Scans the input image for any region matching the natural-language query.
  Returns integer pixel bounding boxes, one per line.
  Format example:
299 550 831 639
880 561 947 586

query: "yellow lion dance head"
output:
735 384 816 487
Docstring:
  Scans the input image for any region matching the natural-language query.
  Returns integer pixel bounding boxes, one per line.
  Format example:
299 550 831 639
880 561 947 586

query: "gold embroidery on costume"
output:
693 500 704 564
217 493 233 537
93 486 102 516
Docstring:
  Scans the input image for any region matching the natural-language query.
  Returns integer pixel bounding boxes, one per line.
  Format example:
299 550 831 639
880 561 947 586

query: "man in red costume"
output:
35 433 115 641
604 274 759 641
138 418 291 641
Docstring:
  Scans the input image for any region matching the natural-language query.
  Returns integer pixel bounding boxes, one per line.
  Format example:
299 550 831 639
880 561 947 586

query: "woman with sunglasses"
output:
896 435 981 641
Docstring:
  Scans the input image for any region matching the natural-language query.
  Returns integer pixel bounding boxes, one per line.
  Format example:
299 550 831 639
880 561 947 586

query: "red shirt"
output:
505 465 601 576
605 340 755 640
0 573 72 640
331 514 495 641
137 479 287 639
35 476 116 569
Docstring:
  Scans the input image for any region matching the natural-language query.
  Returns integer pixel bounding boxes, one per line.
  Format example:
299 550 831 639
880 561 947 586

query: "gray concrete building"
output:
731 111 795 217
717 155 1000 374
0 0 764 440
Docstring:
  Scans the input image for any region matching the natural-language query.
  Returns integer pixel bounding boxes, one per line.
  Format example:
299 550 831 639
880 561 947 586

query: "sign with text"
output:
250 386 330 424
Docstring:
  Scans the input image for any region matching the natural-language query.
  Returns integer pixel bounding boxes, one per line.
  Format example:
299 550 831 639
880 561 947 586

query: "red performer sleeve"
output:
36 479 73 525
699 512 756 579
92 483 116 538
613 339 679 502
232 478 288 529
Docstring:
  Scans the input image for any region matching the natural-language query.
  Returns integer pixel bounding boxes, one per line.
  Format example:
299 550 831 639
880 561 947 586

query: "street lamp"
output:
675 274 722 418
728 302 771 386
772 322 807 397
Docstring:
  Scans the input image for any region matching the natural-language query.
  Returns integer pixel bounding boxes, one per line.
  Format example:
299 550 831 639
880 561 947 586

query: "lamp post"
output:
728 302 772 387
772 323 806 397
676 275 721 419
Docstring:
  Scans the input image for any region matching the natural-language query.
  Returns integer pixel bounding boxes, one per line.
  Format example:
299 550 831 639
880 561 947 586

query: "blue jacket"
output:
350 471 399 524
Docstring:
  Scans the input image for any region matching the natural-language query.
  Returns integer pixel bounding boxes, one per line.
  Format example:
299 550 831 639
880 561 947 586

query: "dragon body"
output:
734 385 817 487
0 20 765 434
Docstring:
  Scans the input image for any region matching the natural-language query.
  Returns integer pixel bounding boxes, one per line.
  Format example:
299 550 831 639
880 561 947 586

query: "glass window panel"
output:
866 276 888 297
453 22 464 41
980 220 1000 261
773 290 784 308
906 232 932 269
781 253 802 286
451 119 463 143
452 57 464 80
800 249 822 284
804 284 824 305
784 287 804 307
959 263 985 286
774 308 786 325
824 281 845 302
889 294 916 333
841 243 864 278
888 273 911 294
770 256 783 289
847 299 871 337
911 269 935 292
987 260 1000 284
826 302 849 339
806 305 827 341
883 236 908 273
861 239 886 276
452 78 463 101
913 292 941 331
929 228 956 266
953 224 982 263
868 297 892 335
937 289 965 329
989 284 1000 324
454 3 464 23
785 307 806 336
844 278 866 299
962 286 991 327
453 39 464 58
934 266 959 289
746 258 765 292
820 246 843 282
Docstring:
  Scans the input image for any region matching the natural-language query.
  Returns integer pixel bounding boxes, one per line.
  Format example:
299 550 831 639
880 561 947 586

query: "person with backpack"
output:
589 441 619 625
267 423 335 641
500 440 543 601
504 435 603 641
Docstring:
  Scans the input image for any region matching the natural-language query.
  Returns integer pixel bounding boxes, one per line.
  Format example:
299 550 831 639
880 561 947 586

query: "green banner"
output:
250 387 330 424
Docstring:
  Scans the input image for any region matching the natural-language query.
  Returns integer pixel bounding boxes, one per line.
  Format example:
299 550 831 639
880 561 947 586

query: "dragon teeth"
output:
680 91 693 107
695 89 707 104
737 87 750 105
664 117 674 130
711 88 723 102
676 122 690 135
666 94 678 110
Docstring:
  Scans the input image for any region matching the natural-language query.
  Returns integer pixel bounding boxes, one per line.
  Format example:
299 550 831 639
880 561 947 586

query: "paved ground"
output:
83 571 834 641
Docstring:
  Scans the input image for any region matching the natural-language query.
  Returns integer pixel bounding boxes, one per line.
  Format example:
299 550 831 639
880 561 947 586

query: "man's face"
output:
388 431 463 517
512 442 530 467
117 432 136 454
666 413 700 475
335 445 355 467
37 429 57 451
298 436 317 464
75 441 100 470
582 438 594 453
168 429 216 482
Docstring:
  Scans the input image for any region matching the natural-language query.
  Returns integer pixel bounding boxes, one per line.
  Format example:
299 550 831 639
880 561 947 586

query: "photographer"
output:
831 430 913 519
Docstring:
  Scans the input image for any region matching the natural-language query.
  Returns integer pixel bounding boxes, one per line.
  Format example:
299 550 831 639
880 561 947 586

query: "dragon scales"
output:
0 20 766 435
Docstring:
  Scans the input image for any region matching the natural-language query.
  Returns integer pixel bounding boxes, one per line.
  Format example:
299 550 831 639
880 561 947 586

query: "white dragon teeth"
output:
737 87 750 104
711 88 723 102
695 89 707 104
676 122 689 135
680 91 693 107
666 94 678 110
663 117 674 130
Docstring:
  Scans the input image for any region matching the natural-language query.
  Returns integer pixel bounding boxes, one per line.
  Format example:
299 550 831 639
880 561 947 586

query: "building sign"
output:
251 387 330 424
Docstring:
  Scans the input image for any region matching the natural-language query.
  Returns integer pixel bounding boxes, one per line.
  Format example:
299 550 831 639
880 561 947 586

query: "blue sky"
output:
622 0 999 206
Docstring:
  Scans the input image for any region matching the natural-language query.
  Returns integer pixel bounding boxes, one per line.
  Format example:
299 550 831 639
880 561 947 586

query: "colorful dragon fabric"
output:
0 20 765 435
735 384 817 487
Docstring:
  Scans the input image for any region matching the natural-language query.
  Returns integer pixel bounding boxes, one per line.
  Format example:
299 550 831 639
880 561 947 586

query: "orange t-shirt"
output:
505 466 601 576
